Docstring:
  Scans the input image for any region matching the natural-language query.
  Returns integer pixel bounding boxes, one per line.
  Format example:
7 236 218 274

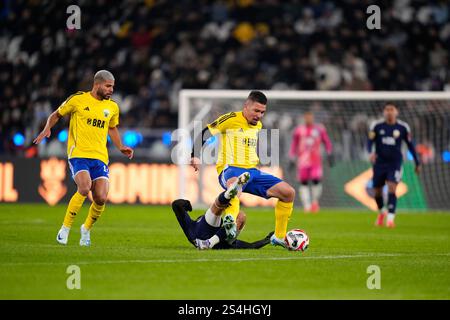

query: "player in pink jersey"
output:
289 112 333 212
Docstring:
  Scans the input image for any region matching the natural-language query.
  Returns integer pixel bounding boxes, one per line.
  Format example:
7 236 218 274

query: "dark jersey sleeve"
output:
367 122 378 153
402 124 420 166
191 126 212 158
229 231 274 249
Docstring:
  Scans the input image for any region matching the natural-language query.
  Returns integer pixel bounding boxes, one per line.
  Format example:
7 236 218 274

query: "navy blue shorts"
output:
218 166 283 199
372 163 403 188
174 211 233 249
175 210 219 242
68 158 109 181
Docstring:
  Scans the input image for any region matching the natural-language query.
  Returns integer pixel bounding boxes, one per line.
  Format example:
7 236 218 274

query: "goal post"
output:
177 90 450 211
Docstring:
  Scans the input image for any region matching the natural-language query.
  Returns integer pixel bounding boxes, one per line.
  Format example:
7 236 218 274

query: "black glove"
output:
171 199 193 212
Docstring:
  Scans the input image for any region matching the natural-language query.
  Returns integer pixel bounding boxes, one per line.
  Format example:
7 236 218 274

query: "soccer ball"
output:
284 229 309 251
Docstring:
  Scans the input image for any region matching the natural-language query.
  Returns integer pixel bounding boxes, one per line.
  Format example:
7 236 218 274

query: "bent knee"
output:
77 184 91 197
282 185 295 202
93 194 108 205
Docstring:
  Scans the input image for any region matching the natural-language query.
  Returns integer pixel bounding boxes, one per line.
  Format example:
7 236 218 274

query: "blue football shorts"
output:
218 166 283 199
68 158 109 181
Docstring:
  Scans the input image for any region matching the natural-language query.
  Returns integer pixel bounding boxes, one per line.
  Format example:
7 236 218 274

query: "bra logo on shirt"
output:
242 137 257 147
87 118 105 128
84 107 90 111
103 109 110 118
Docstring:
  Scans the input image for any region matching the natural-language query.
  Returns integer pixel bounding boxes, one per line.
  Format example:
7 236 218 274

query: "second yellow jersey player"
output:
34 70 133 247
190 91 296 249
57 91 119 165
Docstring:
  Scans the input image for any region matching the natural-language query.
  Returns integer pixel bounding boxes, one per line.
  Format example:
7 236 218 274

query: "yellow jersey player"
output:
190 91 296 249
33 70 134 246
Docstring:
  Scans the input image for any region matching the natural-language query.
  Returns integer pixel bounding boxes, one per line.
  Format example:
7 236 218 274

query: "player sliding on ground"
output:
33 70 134 246
190 91 296 249
172 172 273 250
368 102 421 228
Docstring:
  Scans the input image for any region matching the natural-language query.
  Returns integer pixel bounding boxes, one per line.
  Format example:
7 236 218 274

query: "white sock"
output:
299 185 311 210
204 208 222 227
387 213 395 223
208 235 220 248
62 225 70 231
311 183 323 202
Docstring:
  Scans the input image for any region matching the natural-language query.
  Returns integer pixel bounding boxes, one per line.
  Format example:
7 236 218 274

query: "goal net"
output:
176 90 450 211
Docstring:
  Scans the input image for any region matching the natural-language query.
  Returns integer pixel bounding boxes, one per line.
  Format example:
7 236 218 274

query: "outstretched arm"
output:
404 133 421 173
191 112 236 171
108 126 134 159
367 122 378 163
33 111 62 144
231 231 274 249
199 230 274 250
190 126 212 171
320 125 334 166
367 138 374 154
171 199 196 246
320 126 333 155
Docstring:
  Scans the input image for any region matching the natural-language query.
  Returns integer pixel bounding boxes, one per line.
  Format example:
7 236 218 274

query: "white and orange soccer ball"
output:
284 229 309 251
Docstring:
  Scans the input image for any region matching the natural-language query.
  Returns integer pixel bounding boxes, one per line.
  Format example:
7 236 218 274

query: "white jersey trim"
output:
397 119 411 133
369 118 384 131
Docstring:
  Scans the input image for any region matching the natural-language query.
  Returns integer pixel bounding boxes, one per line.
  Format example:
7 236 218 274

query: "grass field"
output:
0 204 449 299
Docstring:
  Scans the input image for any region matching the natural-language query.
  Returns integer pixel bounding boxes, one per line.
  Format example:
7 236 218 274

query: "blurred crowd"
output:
0 0 449 156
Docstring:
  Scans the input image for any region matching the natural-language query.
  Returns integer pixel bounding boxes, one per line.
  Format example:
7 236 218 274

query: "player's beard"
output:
97 88 110 100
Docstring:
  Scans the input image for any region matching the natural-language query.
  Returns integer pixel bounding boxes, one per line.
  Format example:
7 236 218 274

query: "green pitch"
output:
0 204 449 299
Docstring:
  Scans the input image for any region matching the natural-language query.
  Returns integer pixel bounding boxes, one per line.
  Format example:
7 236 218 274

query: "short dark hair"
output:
247 91 267 105
383 101 397 109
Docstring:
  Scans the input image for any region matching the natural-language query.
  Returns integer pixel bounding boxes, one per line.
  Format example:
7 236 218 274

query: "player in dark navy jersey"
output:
171 172 273 250
367 102 421 228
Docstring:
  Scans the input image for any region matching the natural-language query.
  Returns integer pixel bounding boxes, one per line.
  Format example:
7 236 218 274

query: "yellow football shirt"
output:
207 111 262 174
57 91 119 165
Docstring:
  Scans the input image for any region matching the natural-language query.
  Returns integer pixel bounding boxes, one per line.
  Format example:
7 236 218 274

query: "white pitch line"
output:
1 253 449 267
